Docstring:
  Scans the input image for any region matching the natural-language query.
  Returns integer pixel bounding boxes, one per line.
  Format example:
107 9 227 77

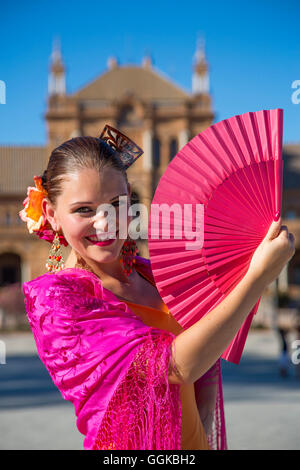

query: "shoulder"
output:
23 268 102 296
22 268 105 319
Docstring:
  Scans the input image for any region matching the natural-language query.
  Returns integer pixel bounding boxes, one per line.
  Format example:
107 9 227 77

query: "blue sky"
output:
0 0 299 145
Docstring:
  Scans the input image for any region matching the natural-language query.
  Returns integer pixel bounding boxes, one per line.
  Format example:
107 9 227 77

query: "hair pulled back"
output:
41 137 129 206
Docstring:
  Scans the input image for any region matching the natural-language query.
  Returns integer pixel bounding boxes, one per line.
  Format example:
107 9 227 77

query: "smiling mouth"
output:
85 231 119 243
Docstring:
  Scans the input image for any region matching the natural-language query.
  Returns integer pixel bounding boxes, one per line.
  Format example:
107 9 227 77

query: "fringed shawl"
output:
22 255 227 450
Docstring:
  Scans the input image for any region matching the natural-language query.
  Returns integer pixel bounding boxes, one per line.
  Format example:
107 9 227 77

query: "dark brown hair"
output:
41 137 130 206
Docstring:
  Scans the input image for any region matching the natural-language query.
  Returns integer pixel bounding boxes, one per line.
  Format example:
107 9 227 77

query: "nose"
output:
93 210 107 232
92 210 116 233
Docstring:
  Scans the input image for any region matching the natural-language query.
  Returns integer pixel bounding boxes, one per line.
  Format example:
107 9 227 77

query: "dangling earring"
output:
120 236 139 276
46 232 65 273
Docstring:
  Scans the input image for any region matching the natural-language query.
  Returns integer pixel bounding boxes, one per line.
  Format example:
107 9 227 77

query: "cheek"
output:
62 214 90 239
118 213 132 238
115 208 131 229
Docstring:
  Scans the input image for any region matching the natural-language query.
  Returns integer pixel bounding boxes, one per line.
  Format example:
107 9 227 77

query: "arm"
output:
168 270 265 384
168 218 295 385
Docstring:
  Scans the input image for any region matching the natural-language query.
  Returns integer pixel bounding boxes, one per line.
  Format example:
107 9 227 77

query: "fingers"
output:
278 228 296 261
277 225 295 252
278 225 289 237
267 220 296 259
288 232 295 243
266 217 282 240
269 222 293 243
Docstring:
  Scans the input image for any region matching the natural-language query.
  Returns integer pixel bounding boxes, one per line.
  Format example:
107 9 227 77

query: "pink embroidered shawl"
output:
22 255 227 450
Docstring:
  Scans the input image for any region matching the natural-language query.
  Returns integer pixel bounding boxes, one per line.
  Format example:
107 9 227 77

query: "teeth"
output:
87 233 117 242
90 236 109 241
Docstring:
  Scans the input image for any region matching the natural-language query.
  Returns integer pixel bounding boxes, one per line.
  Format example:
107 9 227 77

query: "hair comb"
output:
99 124 144 170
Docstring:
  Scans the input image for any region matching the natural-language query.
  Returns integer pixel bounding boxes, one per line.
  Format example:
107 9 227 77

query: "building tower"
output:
192 35 209 95
48 37 66 96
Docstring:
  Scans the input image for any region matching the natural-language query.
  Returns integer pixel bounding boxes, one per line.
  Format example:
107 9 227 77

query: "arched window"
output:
117 104 136 127
0 253 21 286
152 137 161 168
169 137 178 161
5 211 11 226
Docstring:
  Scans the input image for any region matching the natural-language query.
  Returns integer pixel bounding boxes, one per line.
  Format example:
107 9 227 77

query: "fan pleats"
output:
149 109 283 364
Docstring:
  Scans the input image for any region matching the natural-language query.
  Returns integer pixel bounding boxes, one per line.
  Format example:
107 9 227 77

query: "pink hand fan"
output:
148 108 283 364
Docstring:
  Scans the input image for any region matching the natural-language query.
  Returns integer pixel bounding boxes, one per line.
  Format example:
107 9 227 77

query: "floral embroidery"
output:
22 262 226 450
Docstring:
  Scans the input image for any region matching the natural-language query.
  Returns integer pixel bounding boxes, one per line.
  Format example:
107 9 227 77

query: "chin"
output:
85 246 121 263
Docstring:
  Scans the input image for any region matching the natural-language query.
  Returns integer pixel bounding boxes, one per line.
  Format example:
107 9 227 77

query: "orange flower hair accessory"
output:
19 125 143 247
19 175 68 246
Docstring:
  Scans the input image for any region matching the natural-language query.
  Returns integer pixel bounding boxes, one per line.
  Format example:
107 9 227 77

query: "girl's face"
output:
43 167 131 265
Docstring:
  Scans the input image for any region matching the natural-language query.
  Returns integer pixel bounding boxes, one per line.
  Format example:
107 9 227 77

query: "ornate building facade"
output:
0 39 215 283
0 39 299 315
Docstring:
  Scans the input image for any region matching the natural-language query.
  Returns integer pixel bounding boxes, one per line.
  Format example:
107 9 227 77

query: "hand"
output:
247 217 295 286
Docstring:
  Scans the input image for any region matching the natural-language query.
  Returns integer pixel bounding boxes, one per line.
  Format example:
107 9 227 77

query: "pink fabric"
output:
194 359 227 450
22 255 227 450
148 109 283 366
22 263 181 450
92 330 181 450
133 255 227 450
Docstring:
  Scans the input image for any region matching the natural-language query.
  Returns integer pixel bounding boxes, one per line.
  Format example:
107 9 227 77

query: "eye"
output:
111 200 127 207
76 207 94 213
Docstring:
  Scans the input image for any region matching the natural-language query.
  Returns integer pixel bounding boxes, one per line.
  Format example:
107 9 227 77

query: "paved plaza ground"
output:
0 328 299 450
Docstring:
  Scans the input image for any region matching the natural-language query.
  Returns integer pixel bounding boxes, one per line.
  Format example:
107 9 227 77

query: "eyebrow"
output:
70 193 128 206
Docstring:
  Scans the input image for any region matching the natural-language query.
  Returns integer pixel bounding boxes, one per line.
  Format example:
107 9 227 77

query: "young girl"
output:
20 127 295 450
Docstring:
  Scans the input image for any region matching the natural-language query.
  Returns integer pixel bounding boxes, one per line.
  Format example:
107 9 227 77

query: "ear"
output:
42 197 60 232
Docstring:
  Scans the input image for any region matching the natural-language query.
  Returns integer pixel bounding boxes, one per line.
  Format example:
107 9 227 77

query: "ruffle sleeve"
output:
22 269 182 450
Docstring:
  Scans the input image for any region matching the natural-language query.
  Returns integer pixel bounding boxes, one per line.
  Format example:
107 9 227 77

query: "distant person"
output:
293 311 300 379
277 327 290 377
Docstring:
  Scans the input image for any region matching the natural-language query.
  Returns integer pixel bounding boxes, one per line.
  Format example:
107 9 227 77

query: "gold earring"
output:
46 232 65 273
